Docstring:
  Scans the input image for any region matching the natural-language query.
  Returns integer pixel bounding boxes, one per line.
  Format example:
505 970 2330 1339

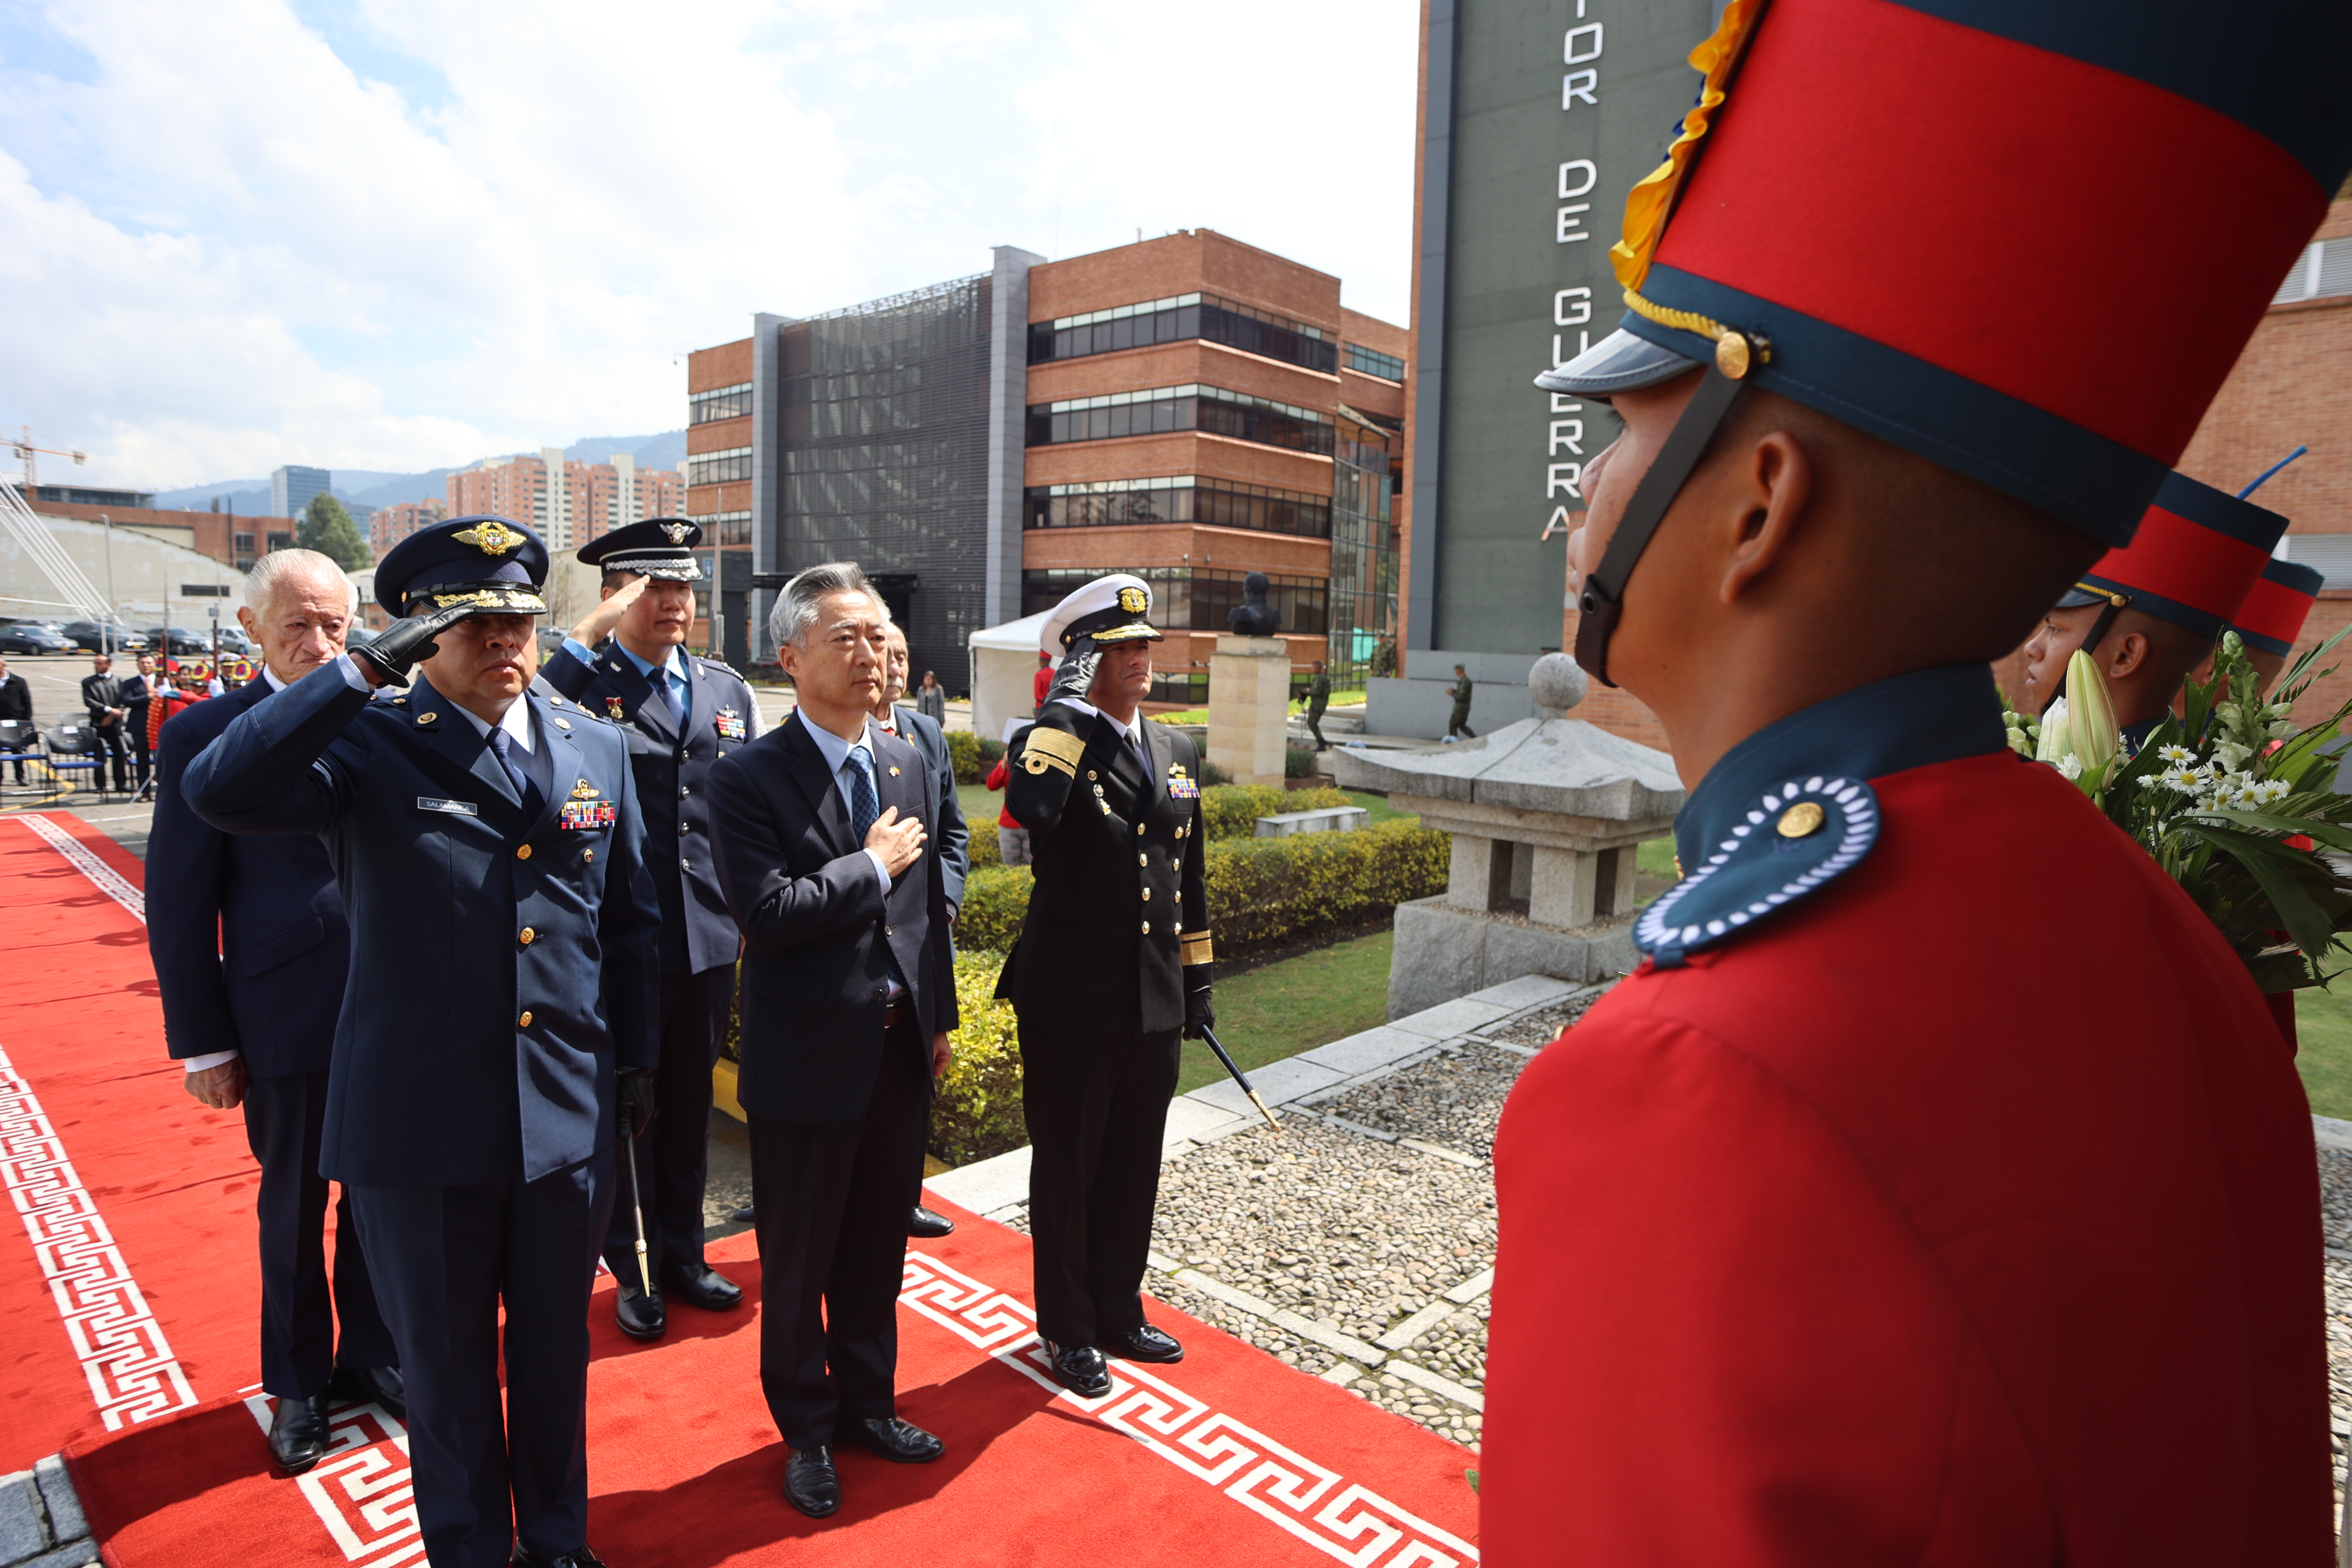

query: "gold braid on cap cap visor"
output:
1620 288 1771 378
2073 584 2130 607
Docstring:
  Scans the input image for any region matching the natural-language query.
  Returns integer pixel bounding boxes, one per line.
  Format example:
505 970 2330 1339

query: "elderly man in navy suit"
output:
148 547 401 1475
707 562 959 1521
185 516 660 1568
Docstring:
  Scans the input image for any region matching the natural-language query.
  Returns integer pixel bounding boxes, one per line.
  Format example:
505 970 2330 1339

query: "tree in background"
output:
299 493 372 570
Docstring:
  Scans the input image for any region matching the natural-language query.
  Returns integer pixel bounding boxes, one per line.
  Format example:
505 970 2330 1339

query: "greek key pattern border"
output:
240 1390 424 1565
902 1251 1479 1567
0 1039 195 1430
11 813 146 924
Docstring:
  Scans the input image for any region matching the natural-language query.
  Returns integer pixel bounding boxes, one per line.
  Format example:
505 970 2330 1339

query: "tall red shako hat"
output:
2230 559 2326 659
2053 474 2288 656
1541 0 2352 682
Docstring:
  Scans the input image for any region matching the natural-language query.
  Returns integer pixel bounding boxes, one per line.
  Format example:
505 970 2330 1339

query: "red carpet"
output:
0 812 1481 1565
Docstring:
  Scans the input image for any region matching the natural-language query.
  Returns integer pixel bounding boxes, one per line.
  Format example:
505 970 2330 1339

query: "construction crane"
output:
2 426 114 626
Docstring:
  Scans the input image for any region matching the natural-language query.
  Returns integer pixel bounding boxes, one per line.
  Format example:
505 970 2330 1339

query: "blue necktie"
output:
843 747 909 998
490 727 541 814
653 662 684 728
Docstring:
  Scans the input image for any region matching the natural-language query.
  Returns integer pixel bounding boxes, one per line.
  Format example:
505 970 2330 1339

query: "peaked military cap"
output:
2230 558 2326 658
2053 473 2288 637
1536 0 2352 548
374 514 550 617
577 517 703 581
1042 573 1164 651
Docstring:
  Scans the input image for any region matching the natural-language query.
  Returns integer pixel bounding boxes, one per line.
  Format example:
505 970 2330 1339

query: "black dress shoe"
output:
784 1446 839 1519
728 1205 756 1225
615 1280 666 1340
908 1204 956 1239
1041 1341 1112 1398
849 1416 943 1463
269 1392 332 1473
1114 1323 1184 1364
327 1363 406 1419
659 1262 743 1312
511 1545 608 1567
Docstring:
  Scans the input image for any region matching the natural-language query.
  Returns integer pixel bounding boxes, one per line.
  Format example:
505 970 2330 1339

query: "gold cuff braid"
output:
1020 726 1086 778
1182 931 1213 966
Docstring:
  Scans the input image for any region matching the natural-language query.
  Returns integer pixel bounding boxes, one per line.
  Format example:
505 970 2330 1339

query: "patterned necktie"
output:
489 726 541 814
843 746 879 841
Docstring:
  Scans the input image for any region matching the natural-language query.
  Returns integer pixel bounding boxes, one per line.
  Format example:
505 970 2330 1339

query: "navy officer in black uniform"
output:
999 573 1213 1398
184 515 659 1568
541 518 756 1339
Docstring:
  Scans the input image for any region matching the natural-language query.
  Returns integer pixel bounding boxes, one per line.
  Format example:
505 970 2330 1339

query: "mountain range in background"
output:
152 430 689 517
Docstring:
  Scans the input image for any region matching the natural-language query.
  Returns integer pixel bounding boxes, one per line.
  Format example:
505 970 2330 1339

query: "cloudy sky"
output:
0 0 1419 491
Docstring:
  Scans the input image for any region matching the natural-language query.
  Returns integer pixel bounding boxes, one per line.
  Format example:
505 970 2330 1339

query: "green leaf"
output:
2180 824 2337 960
2196 809 2352 852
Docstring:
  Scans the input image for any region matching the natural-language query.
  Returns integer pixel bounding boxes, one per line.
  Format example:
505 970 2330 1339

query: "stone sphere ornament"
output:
1528 652 1588 719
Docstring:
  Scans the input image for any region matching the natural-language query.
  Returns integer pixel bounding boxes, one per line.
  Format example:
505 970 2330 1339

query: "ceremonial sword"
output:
620 1109 654 1296
1198 1025 1281 1133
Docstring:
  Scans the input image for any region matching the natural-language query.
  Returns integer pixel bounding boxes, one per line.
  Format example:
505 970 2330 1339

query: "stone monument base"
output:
1207 634 1292 786
1386 895 1639 1020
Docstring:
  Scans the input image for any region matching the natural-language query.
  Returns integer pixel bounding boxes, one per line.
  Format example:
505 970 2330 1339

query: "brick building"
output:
446 449 683 554
686 230 1406 697
370 499 447 557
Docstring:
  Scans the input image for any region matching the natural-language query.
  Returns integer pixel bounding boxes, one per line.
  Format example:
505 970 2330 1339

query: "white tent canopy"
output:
968 609 1054 743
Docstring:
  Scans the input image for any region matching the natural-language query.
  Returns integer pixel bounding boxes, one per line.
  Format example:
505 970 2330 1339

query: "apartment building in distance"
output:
685 230 1406 696
370 499 448 557
445 449 683 554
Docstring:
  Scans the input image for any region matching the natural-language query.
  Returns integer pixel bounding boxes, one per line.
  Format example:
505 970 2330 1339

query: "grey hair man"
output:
714 560 960 1518
147 543 401 1475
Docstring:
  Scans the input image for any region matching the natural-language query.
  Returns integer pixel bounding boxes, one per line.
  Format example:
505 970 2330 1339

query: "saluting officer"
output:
1000 574 1212 1399
542 518 756 1339
184 515 659 1568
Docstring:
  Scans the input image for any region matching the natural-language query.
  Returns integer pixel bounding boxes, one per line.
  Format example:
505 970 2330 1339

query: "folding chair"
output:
43 725 112 800
0 720 40 795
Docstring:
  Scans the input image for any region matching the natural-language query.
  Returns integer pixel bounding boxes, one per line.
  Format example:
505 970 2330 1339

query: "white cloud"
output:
0 0 1418 492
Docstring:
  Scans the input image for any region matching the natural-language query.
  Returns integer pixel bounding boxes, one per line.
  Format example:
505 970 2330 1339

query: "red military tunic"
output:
1482 665 2331 1565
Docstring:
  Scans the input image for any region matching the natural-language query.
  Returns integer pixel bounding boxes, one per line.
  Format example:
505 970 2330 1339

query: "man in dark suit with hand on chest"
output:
708 561 959 1521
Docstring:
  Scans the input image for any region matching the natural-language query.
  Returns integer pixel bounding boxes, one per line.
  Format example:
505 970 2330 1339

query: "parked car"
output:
144 627 217 657
58 620 148 653
0 622 74 655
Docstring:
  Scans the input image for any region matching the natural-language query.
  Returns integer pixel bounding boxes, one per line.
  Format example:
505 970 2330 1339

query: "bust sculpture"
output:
1227 571 1281 637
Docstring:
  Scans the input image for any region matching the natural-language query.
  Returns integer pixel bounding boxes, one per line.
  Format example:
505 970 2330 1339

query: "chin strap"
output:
1573 359 1752 687
2038 590 2126 718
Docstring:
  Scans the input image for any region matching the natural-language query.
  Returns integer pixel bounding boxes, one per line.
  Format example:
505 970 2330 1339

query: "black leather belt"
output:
883 1000 912 1030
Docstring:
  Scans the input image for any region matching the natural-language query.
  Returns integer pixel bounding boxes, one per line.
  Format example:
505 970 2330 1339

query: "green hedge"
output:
945 729 985 784
953 817 1446 960
932 949 1027 1167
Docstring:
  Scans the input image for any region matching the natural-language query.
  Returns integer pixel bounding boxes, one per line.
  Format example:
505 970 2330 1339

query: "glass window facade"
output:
695 510 752 546
1027 384 1334 456
1325 414 1398 686
771 275 995 691
686 446 751 487
1344 343 1406 382
690 382 753 424
1023 476 1331 539
1029 293 1339 375
1022 567 1327 636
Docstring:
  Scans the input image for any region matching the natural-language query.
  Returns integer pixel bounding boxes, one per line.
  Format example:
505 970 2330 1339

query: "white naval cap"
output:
1039 573 1165 653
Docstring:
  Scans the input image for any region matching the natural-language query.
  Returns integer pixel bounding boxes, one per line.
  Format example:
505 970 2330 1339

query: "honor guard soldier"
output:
185 515 660 1568
1481 0 2352 1561
543 517 756 1338
999 574 1210 1399
2018 473 2287 745
2230 558 2326 692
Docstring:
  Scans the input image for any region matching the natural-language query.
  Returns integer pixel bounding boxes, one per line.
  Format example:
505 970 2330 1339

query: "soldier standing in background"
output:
1445 664 1474 740
1303 659 1331 751
542 518 756 1341
1000 574 1212 1399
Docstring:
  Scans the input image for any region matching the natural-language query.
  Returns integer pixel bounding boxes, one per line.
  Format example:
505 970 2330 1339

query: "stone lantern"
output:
1328 654 1684 1017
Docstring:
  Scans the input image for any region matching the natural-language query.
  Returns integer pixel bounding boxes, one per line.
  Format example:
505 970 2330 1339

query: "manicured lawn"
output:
955 781 999 827
1341 790 1415 827
1637 836 1677 880
2294 984 2352 1119
1177 928 1394 1095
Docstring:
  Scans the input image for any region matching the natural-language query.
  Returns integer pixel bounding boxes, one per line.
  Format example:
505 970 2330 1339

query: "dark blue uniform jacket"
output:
539 641 755 975
183 665 661 1188
148 677 349 1077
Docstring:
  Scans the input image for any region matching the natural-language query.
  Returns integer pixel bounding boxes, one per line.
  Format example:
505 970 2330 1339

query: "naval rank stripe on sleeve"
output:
1021 726 1086 778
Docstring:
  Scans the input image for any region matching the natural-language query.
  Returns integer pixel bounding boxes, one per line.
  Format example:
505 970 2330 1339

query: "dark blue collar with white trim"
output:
1638 665 2008 967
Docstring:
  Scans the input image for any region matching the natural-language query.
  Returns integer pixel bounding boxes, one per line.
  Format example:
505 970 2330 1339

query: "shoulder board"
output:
696 656 743 678
1633 775 1880 968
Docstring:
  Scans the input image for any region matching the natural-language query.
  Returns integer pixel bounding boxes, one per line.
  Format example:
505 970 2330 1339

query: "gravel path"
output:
1314 1043 1529 1159
1482 992 1600 1051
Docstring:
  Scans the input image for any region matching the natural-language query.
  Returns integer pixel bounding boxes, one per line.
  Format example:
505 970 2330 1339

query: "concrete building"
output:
370 500 448 557
271 465 329 525
3 503 249 628
686 230 1406 695
34 484 152 509
446 450 683 554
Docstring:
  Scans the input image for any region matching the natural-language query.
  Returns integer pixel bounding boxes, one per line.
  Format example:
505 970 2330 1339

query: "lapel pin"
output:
418 712 438 724
888 765 900 776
